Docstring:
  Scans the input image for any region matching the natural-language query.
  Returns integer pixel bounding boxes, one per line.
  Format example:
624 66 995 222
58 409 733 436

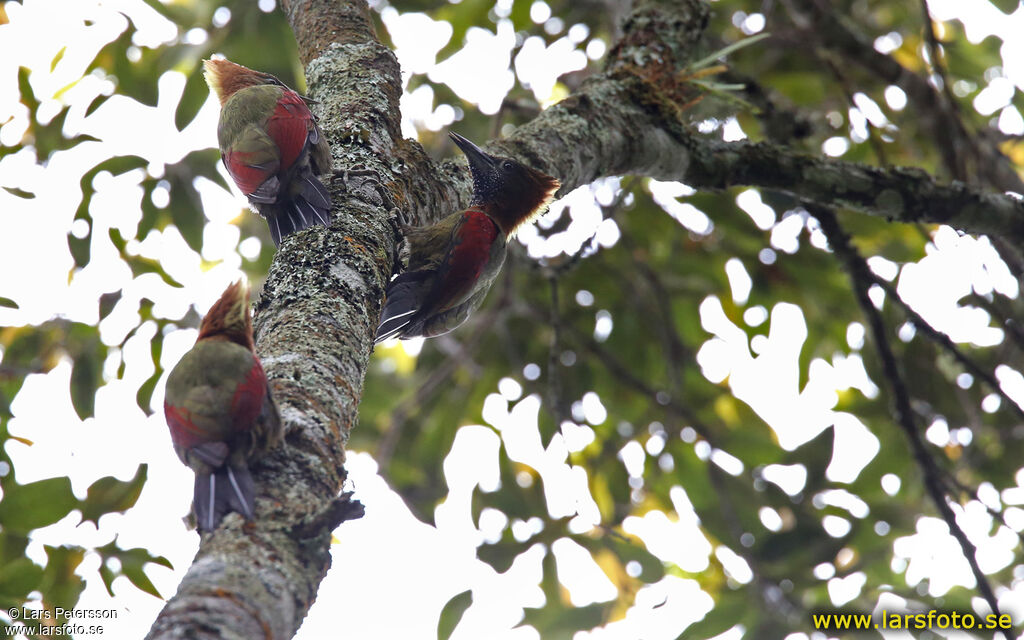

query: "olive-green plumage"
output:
204 58 332 247
216 84 332 196
375 132 559 342
164 340 273 462
407 210 507 333
163 281 281 532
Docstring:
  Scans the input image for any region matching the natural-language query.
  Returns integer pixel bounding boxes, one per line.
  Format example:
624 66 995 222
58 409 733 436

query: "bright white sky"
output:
1 0 1023 639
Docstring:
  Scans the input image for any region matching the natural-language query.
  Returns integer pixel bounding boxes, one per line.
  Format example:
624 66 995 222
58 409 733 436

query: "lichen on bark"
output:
146 0 1024 637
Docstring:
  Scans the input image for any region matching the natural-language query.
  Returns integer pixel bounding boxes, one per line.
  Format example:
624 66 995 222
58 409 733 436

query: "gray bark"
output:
145 0 1024 637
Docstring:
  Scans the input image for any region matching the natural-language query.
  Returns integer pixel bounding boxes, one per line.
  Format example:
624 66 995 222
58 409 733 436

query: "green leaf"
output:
175 61 208 131
50 46 67 73
519 602 606 637
581 534 665 584
83 94 109 118
680 593 747 639
0 529 30 566
121 560 163 599
96 541 172 600
687 32 771 72
136 371 160 416
98 564 116 597
168 191 204 252
17 67 37 112
69 355 98 421
437 589 472 640
38 545 85 611
477 533 532 574
80 465 148 526
988 0 1020 14
66 322 103 421
0 557 44 600
1 186 34 199
0 476 77 534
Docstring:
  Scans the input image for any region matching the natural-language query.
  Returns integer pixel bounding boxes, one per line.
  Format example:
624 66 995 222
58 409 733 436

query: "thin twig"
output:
965 291 1024 354
544 177 636 277
374 273 513 471
870 278 1024 420
618 232 691 390
918 0 970 180
706 464 804 623
821 53 889 166
546 275 573 430
813 204 1010 640
552 313 719 446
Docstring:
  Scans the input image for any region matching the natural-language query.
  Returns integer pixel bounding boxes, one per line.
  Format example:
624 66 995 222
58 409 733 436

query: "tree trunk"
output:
145 0 1022 637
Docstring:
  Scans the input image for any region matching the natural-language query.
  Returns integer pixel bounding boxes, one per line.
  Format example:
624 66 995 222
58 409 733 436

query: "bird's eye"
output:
501 160 515 171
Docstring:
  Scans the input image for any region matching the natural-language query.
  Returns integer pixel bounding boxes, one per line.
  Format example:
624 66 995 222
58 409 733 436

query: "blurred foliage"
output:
365 0 1024 637
0 0 1022 638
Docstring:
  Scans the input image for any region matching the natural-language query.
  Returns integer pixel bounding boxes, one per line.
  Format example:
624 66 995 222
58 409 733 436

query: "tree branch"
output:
146 1 401 637
398 0 1024 255
146 0 1024 635
440 60 1024 254
693 136 1024 248
870 278 1024 421
813 204 1011 640
147 0 722 637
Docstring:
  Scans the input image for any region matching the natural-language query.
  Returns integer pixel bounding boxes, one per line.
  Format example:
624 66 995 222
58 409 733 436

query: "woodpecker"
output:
163 281 282 532
375 132 560 342
204 58 332 247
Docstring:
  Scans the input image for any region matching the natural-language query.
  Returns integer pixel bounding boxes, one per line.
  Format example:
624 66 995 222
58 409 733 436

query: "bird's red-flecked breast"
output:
433 208 501 312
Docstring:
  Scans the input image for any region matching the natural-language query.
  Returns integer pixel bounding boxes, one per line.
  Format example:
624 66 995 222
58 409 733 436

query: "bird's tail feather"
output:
193 464 256 533
263 174 332 247
375 271 430 343
374 308 416 344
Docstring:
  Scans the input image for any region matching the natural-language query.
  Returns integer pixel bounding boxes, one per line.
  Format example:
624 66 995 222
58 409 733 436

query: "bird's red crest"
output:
203 59 275 105
198 280 254 350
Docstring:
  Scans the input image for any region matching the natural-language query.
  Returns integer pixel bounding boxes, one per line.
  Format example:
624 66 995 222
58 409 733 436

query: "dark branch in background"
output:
719 68 814 143
677 137 1024 253
781 0 1024 283
917 0 967 177
741 16 1021 623
946 474 1024 546
914 0 1024 287
780 0 973 184
720 15 1020 630
729 33 1019 628
529 304 807 627
869 278 1024 421
750 4 1024 411
820 53 889 166
813 205 1011 640
374 275 511 472
546 276 572 428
